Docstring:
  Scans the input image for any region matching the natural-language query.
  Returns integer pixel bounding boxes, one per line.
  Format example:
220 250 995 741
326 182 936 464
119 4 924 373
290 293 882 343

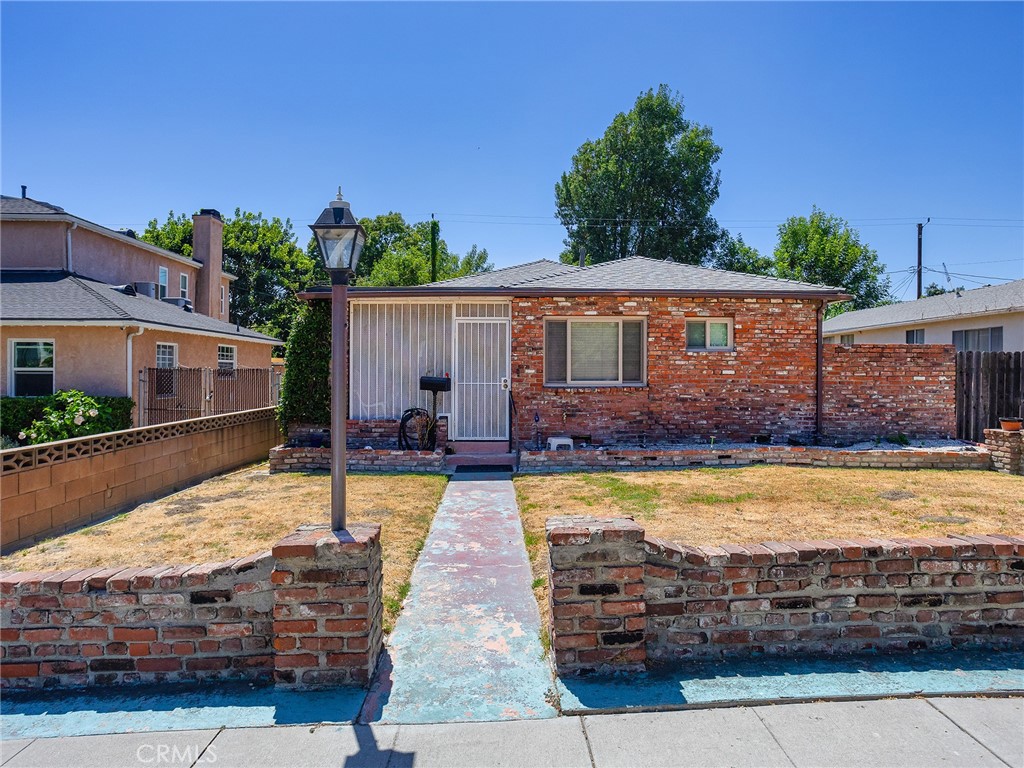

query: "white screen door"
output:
453 318 509 440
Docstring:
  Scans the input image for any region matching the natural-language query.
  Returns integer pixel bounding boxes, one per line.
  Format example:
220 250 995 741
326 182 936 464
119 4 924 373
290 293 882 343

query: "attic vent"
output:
114 284 137 297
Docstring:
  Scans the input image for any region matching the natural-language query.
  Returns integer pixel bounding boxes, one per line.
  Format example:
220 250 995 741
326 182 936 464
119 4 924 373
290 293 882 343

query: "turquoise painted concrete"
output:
360 478 558 724
557 650 1024 713
0 683 366 740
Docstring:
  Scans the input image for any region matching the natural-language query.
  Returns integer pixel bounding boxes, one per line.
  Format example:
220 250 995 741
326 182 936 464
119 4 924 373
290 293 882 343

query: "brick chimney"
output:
193 209 224 319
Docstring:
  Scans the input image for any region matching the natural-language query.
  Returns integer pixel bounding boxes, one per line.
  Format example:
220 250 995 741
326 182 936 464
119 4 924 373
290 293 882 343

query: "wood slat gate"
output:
956 351 1023 442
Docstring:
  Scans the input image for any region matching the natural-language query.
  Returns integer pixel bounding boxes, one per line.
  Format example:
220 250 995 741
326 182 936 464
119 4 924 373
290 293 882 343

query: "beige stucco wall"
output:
2 324 273 406
1 325 127 398
70 227 199 295
0 221 67 269
826 311 1024 350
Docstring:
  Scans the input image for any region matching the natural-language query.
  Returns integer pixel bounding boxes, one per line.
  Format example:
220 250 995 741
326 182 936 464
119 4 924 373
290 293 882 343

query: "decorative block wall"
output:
1 408 282 552
547 517 1024 675
1 525 384 691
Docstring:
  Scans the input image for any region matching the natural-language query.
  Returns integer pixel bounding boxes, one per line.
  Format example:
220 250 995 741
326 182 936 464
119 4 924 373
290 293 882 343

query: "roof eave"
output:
1 317 280 344
824 305 1024 334
299 285 851 302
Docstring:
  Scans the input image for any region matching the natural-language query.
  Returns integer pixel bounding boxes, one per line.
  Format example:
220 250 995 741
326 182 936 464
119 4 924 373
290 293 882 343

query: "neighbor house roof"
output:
0 195 203 270
823 279 1024 334
0 271 279 344
302 256 850 300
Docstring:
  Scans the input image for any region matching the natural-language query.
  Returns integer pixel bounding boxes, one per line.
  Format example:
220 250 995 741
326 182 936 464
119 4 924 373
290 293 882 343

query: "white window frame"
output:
154 342 178 399
840 333 855 345
905 328 925 344
179 273 189 300
220 285 226 316
8 339 55 397
158 266 169 300
217 344 237 378
544 316 647 387
684 317 734 352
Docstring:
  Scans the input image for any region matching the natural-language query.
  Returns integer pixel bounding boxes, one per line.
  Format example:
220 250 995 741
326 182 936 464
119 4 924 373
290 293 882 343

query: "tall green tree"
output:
554 85 724 266
351 215 493 287
713 233 775 275
773 207 892 318
143 210 325 344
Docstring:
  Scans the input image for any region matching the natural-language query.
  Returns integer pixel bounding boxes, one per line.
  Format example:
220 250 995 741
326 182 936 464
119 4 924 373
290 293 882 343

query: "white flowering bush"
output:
20 390 122 445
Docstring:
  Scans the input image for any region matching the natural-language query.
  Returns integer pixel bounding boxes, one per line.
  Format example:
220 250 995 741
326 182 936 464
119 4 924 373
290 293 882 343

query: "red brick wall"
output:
0 525 383 690
821 344 956 443
511 296 820 445
547 517 1024 675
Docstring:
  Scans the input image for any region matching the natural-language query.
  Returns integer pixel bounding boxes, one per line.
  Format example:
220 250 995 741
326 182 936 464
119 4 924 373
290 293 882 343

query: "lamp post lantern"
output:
310 188 366 531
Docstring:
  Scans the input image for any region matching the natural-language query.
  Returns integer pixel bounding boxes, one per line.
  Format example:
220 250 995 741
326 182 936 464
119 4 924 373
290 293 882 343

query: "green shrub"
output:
2 392 134 445
277 299 331 432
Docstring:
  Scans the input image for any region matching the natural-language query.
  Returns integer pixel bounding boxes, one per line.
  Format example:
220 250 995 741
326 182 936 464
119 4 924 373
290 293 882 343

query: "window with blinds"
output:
544 318 645 386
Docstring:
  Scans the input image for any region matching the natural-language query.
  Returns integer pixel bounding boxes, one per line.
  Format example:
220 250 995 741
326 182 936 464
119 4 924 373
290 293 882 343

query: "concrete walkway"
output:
3 696 1020 767
359 478 557 724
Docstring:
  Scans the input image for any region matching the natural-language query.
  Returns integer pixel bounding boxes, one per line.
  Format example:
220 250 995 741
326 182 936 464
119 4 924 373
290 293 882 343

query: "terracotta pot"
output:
999 417 1023 431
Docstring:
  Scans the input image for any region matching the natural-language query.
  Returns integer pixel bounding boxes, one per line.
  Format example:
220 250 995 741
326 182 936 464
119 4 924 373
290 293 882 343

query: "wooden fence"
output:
956 351 1023 442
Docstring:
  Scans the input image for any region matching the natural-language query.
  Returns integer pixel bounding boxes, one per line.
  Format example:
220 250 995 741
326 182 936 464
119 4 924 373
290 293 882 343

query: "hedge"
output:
277 298 331 432
0 394 134 442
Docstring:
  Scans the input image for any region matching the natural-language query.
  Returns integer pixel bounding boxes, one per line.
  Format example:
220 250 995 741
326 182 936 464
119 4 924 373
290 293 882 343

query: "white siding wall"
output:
831 312 1024 350
350 302 453 419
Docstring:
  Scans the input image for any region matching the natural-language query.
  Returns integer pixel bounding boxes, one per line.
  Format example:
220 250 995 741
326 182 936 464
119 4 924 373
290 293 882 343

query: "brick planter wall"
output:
288 418 448 452
985 429 1023 475
547 517 1024 675
520 445 990 473
269 447 445 474
1 408 282 553
0 525 383 691
821 344 956 443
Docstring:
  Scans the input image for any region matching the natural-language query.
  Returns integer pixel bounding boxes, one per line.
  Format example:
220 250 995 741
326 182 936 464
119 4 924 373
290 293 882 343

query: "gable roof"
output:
338 255 848 300
823 279 1024 334
0 271 279 344
0 196 65 215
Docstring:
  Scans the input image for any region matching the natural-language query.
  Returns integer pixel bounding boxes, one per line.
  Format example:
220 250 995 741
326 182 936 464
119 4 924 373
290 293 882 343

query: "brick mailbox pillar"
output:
985 429 1023 475
546 516 647 675
271 523 384 688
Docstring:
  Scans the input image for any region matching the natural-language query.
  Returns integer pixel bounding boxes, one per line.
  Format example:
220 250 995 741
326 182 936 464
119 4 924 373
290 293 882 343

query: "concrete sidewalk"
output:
2 696 1021 768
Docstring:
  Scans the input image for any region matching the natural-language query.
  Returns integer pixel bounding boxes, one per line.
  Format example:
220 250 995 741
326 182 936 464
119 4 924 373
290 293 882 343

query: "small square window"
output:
217 345 237 378
685 319 733 350
906 328 925 344
840 334 855 345
155 343 177 397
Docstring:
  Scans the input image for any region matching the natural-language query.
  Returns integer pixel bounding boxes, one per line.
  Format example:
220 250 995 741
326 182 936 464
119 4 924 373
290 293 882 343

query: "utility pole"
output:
430 214 439 283
916 218 930 299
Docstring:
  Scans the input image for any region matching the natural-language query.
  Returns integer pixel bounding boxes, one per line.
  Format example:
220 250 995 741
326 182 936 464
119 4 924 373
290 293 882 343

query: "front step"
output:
448 441 510 455
445 452 517 467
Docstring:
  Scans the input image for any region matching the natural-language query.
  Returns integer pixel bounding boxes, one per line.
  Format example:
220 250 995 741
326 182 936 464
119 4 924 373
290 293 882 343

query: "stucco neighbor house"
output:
303 256 870 453
0 193 278 420
822 279 1024 351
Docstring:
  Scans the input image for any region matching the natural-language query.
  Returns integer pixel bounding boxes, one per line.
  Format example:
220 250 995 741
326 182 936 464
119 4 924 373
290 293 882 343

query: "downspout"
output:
66 222 78 272
815 300 824 443
126 326 145 423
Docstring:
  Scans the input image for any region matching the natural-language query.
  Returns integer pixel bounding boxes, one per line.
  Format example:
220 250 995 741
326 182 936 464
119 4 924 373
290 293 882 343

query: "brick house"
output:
0 194 278 422
299 257 963 459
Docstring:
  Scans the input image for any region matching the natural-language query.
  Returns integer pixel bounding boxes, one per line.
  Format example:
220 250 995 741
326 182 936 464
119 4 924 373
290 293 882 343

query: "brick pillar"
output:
271 523 383 688
546 516 647 675
985 429 1023 475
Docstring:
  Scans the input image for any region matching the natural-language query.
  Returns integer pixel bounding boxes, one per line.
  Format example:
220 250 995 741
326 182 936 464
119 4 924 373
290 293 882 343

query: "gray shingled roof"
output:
823 279 1024 333
0 271 279 343
427 259 579 288
409 255 843 295
0 196 65 214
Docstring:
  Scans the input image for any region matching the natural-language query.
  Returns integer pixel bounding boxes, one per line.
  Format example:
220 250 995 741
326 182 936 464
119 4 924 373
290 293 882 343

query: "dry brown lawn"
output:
515 466 1023 608
0 464 447 633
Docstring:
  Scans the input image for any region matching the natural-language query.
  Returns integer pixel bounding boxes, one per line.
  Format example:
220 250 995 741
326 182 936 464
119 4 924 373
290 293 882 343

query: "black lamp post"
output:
310 188 366 531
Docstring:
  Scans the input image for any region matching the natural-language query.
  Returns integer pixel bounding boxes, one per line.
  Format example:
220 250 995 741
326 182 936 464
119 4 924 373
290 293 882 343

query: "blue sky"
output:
3 2 1021 298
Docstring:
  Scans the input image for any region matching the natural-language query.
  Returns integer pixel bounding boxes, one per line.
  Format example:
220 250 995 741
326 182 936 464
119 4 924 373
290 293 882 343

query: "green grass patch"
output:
581 475 660 519
684 491 758 505
532 576 546 590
